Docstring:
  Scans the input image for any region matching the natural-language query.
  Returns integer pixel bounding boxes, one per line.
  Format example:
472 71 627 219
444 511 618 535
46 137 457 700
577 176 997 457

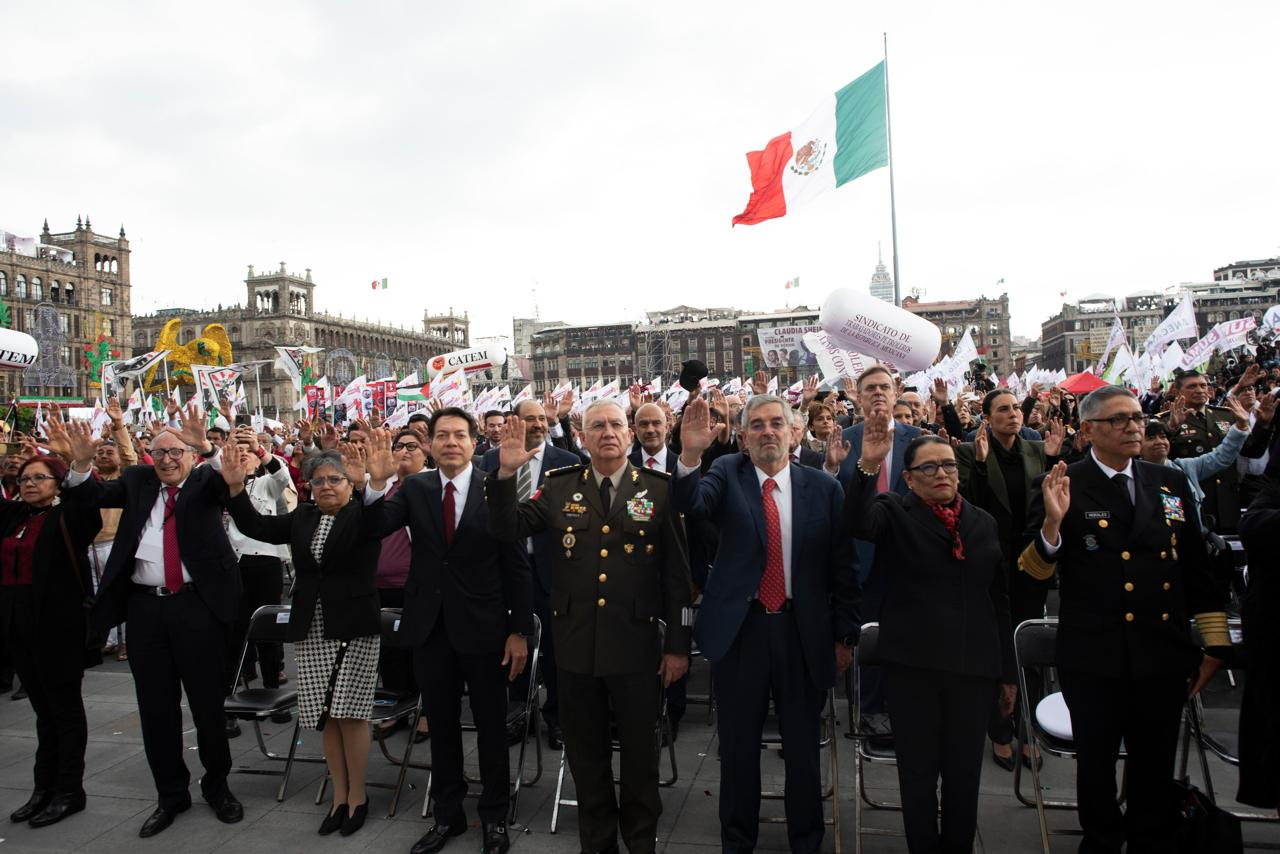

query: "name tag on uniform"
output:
1085 511 1110 520
1161 494 1186 523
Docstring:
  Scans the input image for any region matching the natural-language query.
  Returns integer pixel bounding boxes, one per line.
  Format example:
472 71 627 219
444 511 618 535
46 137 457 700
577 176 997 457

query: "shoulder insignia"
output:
638 466 671 480
544 465 584 479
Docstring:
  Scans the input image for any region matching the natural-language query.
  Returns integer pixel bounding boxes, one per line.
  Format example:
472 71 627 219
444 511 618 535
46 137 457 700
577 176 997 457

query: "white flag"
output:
1144 294 1198 354
1099 317 1127 371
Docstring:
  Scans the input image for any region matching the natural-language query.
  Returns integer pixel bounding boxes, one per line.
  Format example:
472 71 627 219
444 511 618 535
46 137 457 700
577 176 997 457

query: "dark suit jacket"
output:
844 468 1015 681
366 468 533 655
673 453 860 691
70 463 240 631
956 437 1049 572
226 494 382 642
835 420 922 576
1024 455 1221 679
480 443 581 594
793 447 824 470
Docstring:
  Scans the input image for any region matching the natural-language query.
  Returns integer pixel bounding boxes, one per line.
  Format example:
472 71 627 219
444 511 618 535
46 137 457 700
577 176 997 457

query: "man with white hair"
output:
486 398 692 854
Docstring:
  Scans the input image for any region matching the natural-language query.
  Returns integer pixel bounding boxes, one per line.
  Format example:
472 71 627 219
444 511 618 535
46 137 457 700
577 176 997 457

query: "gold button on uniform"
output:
566 526 573 532
645 544 654 554
1161 613 1170 621
598 573 607 583
638 529 645 537
1163 582 1171 591
597 598 606 608
1125 613 1135 622
1099 520 1109 528
599 549 608 558
1121 551 1131 561
1161 551 1167 559
1124 582 1134 592
601 525 610 535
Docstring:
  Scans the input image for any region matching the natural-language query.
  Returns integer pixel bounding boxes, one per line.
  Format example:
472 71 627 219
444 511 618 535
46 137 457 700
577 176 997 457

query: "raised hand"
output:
165 398 179 419
365 427 396 486
802 374 819 406
295 419 314 446
106 396 125 426
1257 390 1279 426
220 442 248 492
164 401 212 454
677 397 717 466
556 389 575 420
841 377 858 400
66 419 103 469
1167 397 1188 429
628 384 643 413
825 437 851 472
974 424 991 462
339 442 367 484
1225 396 1251 430
1040 461 1071 536
1236 363 1261 391
317 421 339 450
1043 418 1066 457
931 376 950 406
860 411 893 469
496 414 539 478
753 370 770 394
41 412 74 462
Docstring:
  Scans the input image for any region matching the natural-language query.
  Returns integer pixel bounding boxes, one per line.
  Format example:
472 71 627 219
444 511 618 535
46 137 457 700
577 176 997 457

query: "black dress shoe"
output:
410 820 467 854
339 800 367 836
225 718 242 738
10 789 50 823
29 791 86 827
547 725 563 751
318 803 347 835
205 789 244 824
481 820 510 854
139 800 190 838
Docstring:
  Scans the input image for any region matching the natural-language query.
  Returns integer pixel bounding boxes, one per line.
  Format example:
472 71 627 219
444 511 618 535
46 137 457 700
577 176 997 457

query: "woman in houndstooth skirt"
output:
222 446 382 838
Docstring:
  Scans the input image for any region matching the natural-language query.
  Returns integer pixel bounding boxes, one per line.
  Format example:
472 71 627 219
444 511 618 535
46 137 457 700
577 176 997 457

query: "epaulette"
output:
637 465 671 480
544 464 585 478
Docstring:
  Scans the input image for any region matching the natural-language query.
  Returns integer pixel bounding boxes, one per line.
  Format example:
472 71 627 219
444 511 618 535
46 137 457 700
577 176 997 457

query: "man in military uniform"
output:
1021 385 1231 853
1159 369 1271 532
486 398 691 854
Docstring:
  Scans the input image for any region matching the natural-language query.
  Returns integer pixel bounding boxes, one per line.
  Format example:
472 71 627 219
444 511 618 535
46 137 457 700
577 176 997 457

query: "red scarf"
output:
927 496 965 561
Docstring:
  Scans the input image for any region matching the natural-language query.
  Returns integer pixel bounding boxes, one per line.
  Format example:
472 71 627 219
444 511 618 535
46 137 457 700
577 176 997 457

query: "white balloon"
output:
819 288 942 372
0 329 39 369
424 346 508 379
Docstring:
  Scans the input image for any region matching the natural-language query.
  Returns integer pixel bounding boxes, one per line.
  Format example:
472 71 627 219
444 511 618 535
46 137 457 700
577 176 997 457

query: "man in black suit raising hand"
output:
52 404 244 838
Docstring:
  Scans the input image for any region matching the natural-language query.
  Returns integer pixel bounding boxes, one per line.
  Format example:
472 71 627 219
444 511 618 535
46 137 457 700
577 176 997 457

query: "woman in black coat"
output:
844 420 1017 854
221 446 382 838
1 452 102 829
1237 475 1280 811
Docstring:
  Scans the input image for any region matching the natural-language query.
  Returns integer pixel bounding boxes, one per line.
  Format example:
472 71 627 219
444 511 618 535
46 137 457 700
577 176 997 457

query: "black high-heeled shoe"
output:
990 744 1016 772
318 803 348 835
340 801 367 836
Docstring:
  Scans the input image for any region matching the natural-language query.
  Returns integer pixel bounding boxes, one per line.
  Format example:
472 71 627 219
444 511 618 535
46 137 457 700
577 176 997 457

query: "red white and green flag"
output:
370 277 388 290
732 62 888 226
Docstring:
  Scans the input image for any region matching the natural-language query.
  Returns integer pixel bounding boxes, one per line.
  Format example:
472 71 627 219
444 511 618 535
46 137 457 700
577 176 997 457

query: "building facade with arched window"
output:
0 217 133 404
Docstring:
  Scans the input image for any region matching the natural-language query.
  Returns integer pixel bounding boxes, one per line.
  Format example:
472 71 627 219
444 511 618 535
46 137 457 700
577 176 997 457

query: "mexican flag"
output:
733 62 888 226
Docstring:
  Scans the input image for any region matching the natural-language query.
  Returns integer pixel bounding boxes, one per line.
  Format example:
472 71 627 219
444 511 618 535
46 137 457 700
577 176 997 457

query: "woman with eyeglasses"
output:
0 449 103 829
219 445 382 838
373 429 431 742
844 415 1015 854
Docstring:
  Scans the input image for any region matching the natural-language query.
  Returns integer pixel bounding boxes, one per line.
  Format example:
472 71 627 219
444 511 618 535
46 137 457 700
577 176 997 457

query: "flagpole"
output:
884 32 902 306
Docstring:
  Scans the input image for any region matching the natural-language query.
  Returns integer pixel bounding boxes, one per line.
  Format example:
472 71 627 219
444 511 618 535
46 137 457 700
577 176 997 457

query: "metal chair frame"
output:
757 687 841 853
848 623 903 854
225 604 325 801
549 621 677 834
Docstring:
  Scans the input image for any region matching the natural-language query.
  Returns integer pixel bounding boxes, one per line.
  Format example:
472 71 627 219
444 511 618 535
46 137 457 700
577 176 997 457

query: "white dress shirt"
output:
674 458 793 596
1041 449 1133 555
641 446 668 471
441 463 472 530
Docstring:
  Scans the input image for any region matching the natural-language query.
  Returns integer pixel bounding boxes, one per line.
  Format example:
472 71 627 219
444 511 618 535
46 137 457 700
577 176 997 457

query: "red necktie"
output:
758 478 786 612
646 457 657 469
162 486 183 593
443 481 456 546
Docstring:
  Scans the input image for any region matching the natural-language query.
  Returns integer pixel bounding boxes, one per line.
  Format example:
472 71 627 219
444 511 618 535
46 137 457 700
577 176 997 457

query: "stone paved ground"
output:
0 653 1274 853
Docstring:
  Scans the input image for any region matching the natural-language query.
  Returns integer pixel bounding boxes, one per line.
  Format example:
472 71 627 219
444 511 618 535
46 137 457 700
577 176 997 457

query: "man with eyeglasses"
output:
1020 384 1231 853
1159 369 1272 532
486 399 691 854
50 403 245 838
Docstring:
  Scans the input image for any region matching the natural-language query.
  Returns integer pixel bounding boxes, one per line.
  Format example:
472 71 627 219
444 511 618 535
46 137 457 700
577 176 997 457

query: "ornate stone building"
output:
0 217 134 404
902 293 1014 377
131 263 469 412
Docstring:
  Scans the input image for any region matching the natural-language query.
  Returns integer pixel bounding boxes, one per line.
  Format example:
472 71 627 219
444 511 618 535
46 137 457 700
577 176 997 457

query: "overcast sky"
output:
3 1 1277 344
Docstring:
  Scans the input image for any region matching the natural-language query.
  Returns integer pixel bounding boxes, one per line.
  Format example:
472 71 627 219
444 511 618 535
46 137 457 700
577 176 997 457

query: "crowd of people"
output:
0 351 1275 854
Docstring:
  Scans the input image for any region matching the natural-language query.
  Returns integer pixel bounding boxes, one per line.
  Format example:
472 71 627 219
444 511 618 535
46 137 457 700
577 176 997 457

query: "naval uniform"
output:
486 461 692 854
1020 451 1230 854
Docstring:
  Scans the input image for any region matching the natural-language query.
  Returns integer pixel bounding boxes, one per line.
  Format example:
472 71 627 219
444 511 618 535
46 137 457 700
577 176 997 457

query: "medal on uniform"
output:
562 532 577 549
1083 534 1099 551
562 501 587 517
1161 494 1185 523
626 497 654 522
572 493 583 501
624 543 635 554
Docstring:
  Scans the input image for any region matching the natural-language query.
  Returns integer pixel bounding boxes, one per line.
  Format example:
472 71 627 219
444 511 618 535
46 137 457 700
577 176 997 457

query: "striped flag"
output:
370 278 388 291
785 277 800 290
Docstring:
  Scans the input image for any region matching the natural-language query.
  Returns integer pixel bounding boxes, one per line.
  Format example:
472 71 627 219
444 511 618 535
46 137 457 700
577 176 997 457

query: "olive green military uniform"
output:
1160 404 1268 533
486 461 691 854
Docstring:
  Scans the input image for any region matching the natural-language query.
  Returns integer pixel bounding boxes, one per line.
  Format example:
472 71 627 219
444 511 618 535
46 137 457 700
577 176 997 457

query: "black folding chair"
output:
420 614 546 826
759 687 841 853
224 604 324 801
316 608 424 816
549 620 677 834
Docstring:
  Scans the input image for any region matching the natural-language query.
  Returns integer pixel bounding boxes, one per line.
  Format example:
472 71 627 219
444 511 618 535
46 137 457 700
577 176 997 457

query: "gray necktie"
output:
516 462 533 502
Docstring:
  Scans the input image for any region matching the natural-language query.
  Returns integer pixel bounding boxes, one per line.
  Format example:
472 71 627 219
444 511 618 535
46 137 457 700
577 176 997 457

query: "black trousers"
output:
9 629 86 796
558 667 660 854
414 623 510 824
712 609 827 854
509 581 558 727
378 587 417 696
127 588 232 809
228 555 284 689
1058 668 1187 854
883 663 996 854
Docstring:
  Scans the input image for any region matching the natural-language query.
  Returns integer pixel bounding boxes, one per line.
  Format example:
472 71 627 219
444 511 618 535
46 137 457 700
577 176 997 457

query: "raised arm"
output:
841 410 894 542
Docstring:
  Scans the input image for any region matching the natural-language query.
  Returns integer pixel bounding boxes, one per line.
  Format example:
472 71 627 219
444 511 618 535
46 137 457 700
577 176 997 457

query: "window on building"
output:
60 346 72 367
102 318 113 336
64 282 74 304
706 355 717 372
50 281 59 303
101 287 113 306
58 314 69 334
0 271 5 295
73 316 80 338
15 275 26 299
30 277 42 300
